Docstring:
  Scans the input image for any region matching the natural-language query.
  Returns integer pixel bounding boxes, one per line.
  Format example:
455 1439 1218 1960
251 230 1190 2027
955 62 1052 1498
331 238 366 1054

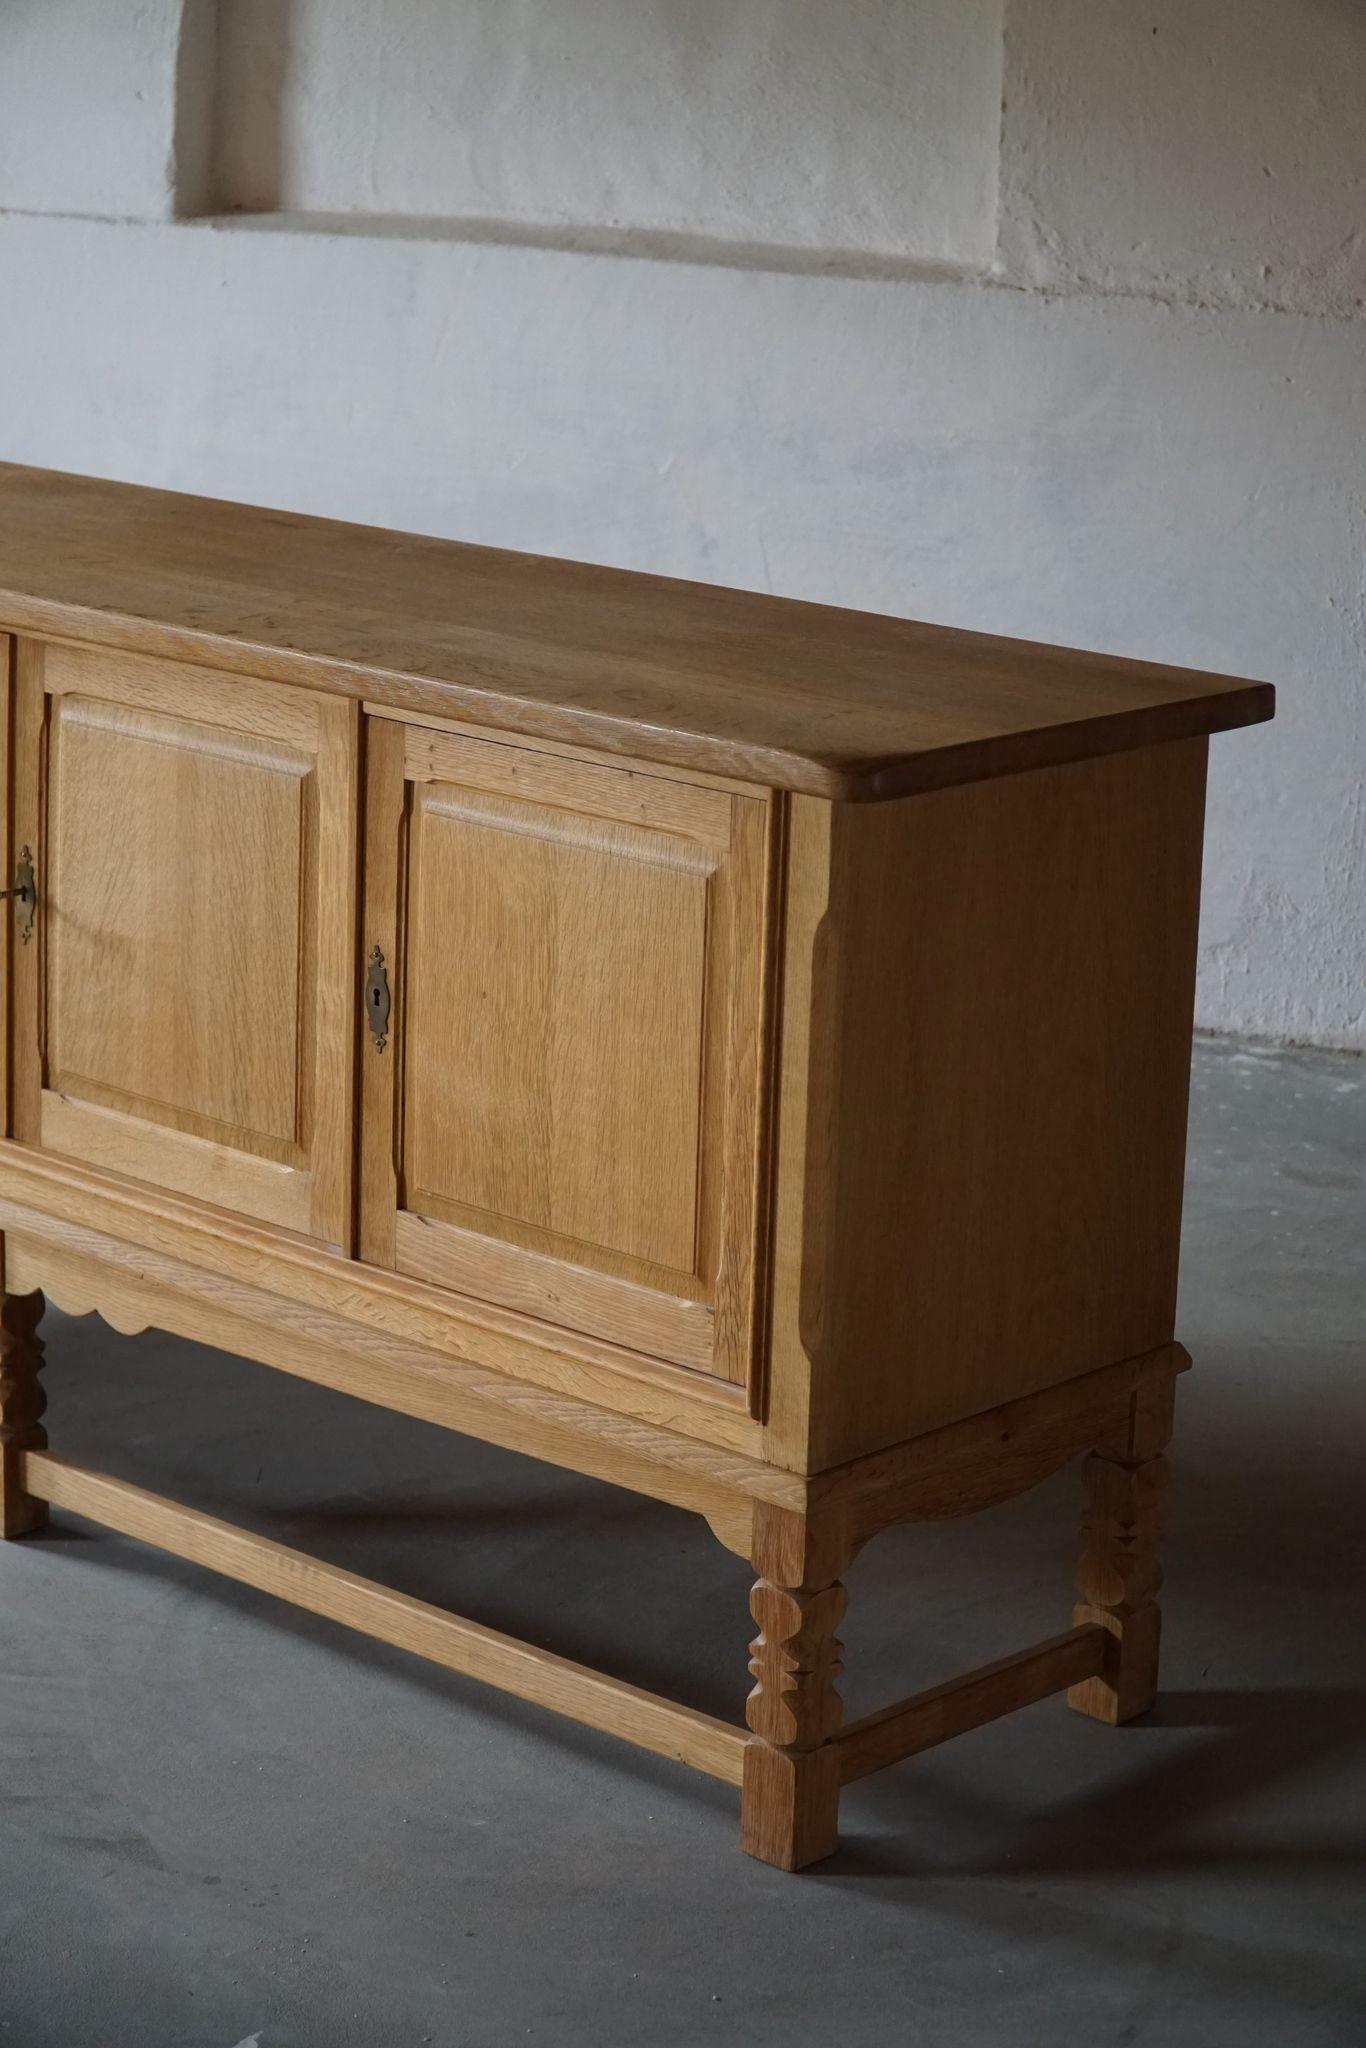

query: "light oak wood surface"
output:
0 464 1271 801
837 1626 1108 1784
767 739 1210 1469
0 1213 791 1538
4 1208 1186 1868
407 785 708 1278
10 639 359 1248
49 696 309 1147
0 465 1272 1867
360 716 770 1381
0 1142 763 1454
24 1449 748 1785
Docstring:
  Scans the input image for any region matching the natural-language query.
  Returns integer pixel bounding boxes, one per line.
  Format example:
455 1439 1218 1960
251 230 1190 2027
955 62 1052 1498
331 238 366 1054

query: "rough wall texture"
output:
0 2 1362 1047
0 0 215 219
999 0 1366 319
211 0 1005 263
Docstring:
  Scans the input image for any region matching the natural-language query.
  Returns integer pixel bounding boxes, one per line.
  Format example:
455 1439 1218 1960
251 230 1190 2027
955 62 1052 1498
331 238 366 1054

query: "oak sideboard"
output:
0 464 1273 1868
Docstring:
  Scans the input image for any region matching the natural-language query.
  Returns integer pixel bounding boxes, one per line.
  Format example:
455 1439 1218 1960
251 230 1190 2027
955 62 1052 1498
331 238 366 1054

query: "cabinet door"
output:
358 720 771 1382
10 640 359 1244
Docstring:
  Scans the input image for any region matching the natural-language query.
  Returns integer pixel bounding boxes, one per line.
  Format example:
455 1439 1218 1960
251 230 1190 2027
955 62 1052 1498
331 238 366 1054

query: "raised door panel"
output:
359 720 772 1383
405 786 708 1277
49 699 306 1143
10 640 359 1244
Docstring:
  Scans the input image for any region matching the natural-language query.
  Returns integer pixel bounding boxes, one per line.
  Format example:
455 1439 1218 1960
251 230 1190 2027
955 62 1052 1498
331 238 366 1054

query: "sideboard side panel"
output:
802 738 1210 1470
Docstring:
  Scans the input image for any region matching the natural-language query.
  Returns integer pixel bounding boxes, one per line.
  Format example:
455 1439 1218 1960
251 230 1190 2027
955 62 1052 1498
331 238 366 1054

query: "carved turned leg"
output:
0 1289 47 1540
1068 1376 1174 1725
740 1505 849 1870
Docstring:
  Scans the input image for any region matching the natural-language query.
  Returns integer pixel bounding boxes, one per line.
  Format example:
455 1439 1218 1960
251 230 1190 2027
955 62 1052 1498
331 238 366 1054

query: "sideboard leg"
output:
0 1287 48 1540
740 1506 847 1870
1067 1377 1174 1725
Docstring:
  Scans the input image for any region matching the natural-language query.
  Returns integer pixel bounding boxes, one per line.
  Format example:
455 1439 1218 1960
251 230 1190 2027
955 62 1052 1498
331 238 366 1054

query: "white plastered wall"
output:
0 0 1362 1047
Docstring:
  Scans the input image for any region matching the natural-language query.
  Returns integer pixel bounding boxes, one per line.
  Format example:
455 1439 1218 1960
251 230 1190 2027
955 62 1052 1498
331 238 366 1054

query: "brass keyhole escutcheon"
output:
365 944 391 1052
1 846 36 944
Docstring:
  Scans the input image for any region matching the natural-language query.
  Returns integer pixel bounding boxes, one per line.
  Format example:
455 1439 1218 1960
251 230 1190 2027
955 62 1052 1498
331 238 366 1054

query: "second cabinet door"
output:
358 720 771 1382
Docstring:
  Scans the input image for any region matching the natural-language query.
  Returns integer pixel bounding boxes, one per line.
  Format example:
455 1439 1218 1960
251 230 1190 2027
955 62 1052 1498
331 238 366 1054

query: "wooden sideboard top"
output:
0 463 1272 801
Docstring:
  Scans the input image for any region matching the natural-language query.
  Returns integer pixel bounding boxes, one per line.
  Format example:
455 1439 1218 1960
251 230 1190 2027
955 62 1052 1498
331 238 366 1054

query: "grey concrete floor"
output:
1 1036 1363 2048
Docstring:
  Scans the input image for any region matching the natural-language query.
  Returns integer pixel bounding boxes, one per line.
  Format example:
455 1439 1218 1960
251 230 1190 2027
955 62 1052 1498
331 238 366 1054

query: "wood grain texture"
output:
9 639 46 1146
24 1451 748 1785
308 695 362 1251
362 719 770 1382
739 1499 848 1870
767 741 1211 1470
392 1212 717 1375
356 713 406 1272
48 696 308 1143
11 641 358 1246
400 721 737 842
1069 1446 1169 1725
0 1284 46 1538
37 1096 312 1235
1068 1339 1174 1728
813 1344 1188 1550
0 1134 1188 1524
0 1140 762 1454
760 794 832 1454
0 1207 798 1520
367 699 770 800
740 1741 842 1873
0 635 11 1134
0 479 1259 1862
42 636 320 748
837 1626 1107 1784
746 1581 846 1751
0 465 1272 803
405 783 710 1278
